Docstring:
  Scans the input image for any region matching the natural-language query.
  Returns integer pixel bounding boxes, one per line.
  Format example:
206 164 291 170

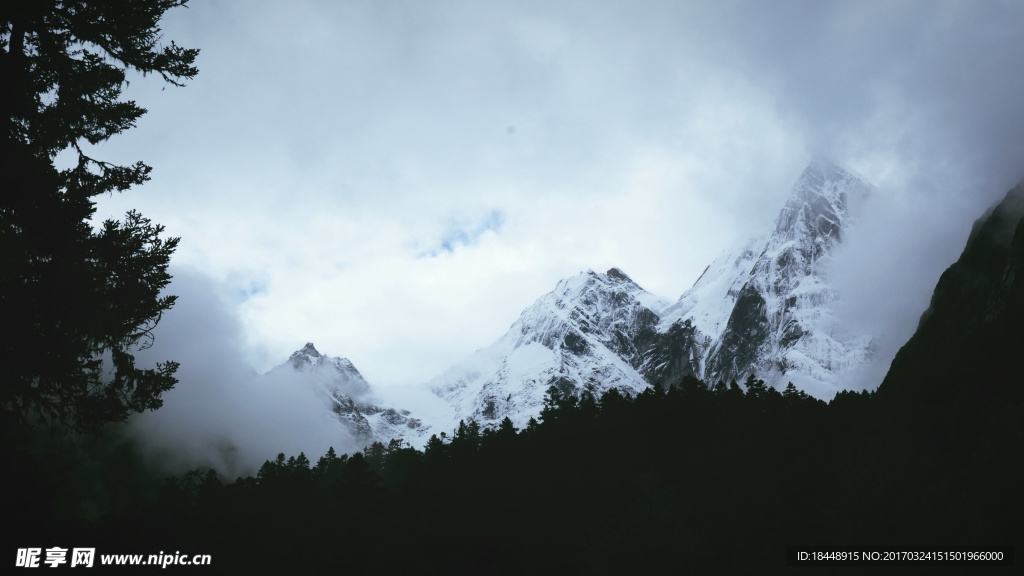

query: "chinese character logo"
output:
71 549 95 568
15 548 41 568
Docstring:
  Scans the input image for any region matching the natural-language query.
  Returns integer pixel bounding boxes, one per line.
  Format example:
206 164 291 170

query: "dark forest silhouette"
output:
11 367 1019 574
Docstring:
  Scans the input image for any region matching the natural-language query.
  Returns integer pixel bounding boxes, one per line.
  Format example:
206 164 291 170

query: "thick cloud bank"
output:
85 0 1024 399
125 269 359 478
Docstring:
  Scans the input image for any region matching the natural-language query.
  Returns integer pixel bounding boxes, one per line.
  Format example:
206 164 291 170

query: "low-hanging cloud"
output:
124 268 360 478
828 181 982 392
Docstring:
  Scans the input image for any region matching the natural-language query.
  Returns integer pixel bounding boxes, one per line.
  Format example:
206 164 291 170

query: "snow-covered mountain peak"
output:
645 158 876 398
688 158 875 395
551 267 638 295
290 342 322 364
605 267 634 283
557 266 634 289
520 268 670 347
776 157 872 245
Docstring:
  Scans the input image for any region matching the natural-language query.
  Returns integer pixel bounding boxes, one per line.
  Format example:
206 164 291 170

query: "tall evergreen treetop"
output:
1 0 199 431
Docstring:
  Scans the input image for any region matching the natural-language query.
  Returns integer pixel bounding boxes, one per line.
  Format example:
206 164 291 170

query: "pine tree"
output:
424 434 447 466
497 416 517 438
524 416 540 434
712 380 728 396
1 0 198 431
743 374 768 400
364 441 386 472
728 379 744 399
313 446 337 476
782 382 807 408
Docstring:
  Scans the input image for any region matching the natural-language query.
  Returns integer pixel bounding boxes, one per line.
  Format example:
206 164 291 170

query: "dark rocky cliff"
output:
879 183 1024 413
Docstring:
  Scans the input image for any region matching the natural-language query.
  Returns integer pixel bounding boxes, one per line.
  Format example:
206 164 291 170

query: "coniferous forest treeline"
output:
8 368 1020 574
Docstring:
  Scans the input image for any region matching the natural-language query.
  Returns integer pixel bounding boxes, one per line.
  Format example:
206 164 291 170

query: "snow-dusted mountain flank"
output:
282 158 876 445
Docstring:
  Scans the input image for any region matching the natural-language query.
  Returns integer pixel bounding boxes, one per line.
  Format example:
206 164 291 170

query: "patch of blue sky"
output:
423 210 505 258
239 280 268 301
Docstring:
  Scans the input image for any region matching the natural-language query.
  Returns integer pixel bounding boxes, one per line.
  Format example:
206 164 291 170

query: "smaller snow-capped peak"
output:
512 268 670 350
272 343 429 446
289 342 359 372
281 342 370 398
429 268 670 432
551 267 665 307
288 342 322 366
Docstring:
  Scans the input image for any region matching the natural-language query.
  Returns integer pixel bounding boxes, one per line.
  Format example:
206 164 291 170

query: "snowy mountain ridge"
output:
277 157 878 446
425 156 876 433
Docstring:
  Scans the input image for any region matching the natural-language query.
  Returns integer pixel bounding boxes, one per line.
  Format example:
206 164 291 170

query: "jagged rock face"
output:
428 268 671 432
640 318 702 386
561 268 663 369
705 284 769 382
880 183 1024 407
660 158 874 395
269 343 426 445
328 394 374 443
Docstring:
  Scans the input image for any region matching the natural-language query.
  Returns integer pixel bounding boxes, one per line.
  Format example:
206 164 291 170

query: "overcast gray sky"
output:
87 0 1024 399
